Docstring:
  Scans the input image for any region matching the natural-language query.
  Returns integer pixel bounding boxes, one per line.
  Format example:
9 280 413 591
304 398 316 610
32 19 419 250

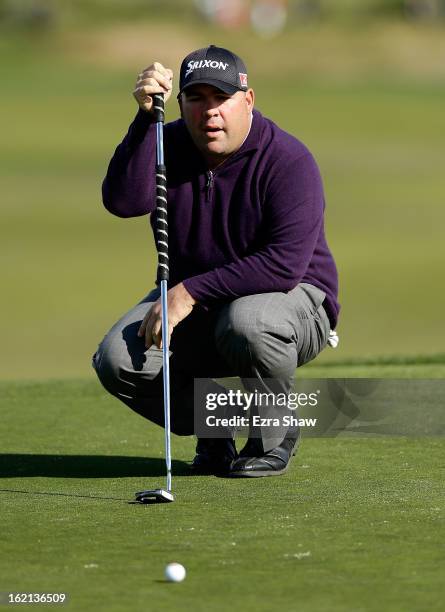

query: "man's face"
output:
179 84 254 167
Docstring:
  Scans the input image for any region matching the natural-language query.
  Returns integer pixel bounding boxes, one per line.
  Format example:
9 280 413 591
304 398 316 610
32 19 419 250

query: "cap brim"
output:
180 78 240 95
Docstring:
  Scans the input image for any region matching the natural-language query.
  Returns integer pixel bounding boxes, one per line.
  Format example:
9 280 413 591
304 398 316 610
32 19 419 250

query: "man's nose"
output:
203 99 220 115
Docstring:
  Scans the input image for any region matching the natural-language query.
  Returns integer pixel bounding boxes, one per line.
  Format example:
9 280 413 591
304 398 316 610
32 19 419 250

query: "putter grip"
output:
152 92 165 123
155 162 169 282
153 93 168 282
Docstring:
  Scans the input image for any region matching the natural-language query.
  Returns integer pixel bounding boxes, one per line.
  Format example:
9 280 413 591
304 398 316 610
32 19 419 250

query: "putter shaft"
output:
134 93 173 503
160 279 172 493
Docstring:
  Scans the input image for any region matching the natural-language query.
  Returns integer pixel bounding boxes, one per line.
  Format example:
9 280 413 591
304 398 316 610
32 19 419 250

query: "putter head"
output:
135 488 174 504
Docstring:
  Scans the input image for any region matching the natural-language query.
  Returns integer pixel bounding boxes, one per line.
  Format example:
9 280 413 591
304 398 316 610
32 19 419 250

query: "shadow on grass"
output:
0 454 191 478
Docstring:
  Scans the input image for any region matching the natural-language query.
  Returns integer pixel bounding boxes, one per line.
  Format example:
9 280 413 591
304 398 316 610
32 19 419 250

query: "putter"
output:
135 93 174 504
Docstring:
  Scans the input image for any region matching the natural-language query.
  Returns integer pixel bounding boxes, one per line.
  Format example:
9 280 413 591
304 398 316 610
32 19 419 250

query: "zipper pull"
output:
206 170 214 201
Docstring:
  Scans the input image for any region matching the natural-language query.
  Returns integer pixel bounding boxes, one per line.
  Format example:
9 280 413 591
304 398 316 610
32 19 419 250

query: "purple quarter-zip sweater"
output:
102 108 339 327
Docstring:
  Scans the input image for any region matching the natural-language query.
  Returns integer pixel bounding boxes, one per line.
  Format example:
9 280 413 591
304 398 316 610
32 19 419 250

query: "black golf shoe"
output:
191 437 238 474
229 429 301 477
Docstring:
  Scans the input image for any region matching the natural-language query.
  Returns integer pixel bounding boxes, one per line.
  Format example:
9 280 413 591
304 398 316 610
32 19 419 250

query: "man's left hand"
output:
138 282 197 349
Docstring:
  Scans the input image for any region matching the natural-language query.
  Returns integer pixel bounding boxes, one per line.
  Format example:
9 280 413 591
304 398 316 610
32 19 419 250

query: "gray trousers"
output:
92 283 330 452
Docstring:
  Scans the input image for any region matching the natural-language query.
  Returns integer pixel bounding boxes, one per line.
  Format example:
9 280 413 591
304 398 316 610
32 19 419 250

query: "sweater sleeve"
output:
183 152 325 303
101 109 157 218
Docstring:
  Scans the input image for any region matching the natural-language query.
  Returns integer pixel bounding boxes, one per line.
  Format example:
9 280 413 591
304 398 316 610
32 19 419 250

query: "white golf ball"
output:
165 562 186 583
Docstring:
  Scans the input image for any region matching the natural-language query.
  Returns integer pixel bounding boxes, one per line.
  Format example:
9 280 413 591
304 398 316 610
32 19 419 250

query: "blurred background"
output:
1 0 444 380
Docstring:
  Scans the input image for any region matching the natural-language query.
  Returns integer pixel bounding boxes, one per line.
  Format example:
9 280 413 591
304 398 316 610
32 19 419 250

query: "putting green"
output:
1 373 443 611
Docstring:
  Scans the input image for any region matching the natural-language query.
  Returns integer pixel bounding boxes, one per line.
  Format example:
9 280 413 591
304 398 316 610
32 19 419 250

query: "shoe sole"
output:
190 467 231 476
228 463 290 478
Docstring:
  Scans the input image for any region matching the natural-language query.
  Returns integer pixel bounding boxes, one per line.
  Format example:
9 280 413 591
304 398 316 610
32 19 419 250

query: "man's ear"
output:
178 94 183 118
245 88 255 113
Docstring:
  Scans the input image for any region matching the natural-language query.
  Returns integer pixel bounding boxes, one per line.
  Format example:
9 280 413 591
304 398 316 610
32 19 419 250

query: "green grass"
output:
1 375 443 611
304 353 445 378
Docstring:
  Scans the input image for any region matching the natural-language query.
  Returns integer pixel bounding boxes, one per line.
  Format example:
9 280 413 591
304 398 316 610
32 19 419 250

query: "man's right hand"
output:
133 62 173 114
